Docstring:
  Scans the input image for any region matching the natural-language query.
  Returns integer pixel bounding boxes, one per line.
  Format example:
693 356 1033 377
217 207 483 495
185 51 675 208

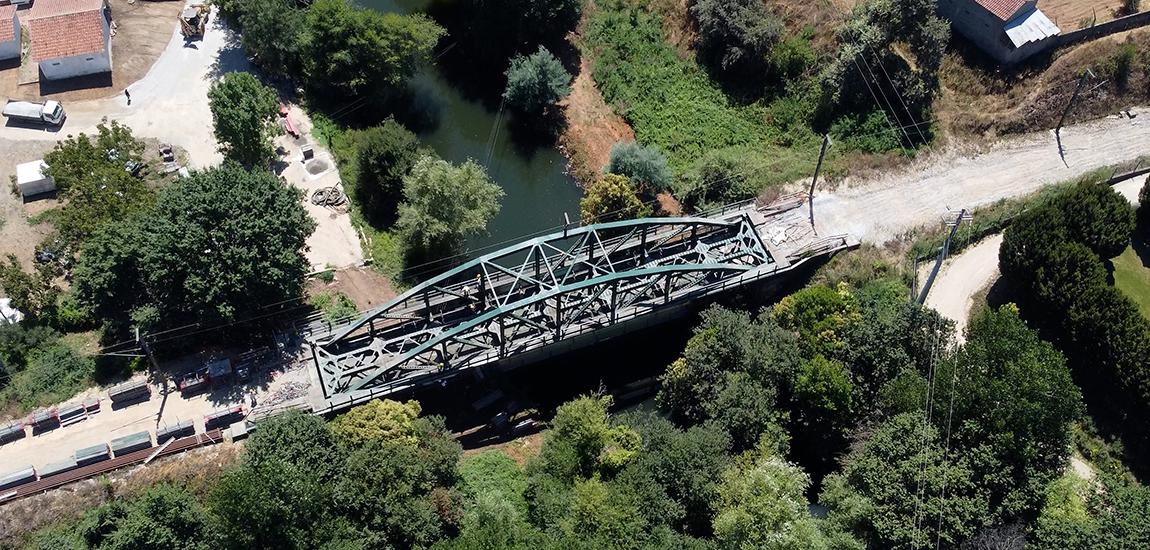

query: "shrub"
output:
503 46 572 115
690 0 783 81
396 157 505 261
579 174 649 224
1114 42 1138 90
310 291 358 323
2 344 94 409
606 141 672 195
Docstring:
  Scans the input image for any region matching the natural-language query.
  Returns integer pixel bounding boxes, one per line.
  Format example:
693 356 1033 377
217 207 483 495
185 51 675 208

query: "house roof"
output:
1005 8 1060 48
29 9 107 62
974 0 1029 21
0 5 17 44
29 0 105 19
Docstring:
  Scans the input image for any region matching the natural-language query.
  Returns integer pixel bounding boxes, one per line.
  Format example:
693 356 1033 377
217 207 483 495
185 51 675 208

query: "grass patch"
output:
310 112 406 283
1112 245 1150 319
583 2 826 187
309 290 359 323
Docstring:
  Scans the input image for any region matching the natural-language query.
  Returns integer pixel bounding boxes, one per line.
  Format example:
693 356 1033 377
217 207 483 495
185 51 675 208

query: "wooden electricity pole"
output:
809 134 832 231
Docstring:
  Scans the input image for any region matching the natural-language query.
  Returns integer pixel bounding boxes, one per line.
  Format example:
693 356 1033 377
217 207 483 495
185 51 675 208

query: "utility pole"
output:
809 134 832 232
136 326 160 373
1058 68 1096 132
916 209 971 305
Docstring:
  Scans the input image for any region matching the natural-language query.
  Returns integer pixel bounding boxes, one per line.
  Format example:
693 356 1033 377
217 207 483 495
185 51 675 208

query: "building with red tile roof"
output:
28 0 112 80
0 4 18 63
939 0 1060 65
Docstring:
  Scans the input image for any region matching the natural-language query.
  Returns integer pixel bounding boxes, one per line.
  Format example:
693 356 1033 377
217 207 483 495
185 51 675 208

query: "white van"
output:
3 100 66 127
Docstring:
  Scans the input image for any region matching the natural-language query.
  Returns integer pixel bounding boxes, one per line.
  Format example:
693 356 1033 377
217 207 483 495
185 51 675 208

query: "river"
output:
359 0 583 253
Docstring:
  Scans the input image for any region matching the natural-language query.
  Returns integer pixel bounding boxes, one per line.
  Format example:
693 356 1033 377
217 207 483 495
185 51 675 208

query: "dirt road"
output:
917 176 1145 338
919 234 1003 342
814 110 1150 244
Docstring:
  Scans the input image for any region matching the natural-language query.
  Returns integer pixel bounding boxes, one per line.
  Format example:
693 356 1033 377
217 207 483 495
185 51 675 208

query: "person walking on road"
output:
125 88 131 105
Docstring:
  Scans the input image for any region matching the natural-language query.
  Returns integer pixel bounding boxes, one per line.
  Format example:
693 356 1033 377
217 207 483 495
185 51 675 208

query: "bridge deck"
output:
307 195 857 413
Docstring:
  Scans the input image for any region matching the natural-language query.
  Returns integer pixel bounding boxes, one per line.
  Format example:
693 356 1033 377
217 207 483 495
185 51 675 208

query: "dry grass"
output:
0 444 242 548
765 0 850 53
1043 0 1129 29
463 431 544 467
937 31 1150 139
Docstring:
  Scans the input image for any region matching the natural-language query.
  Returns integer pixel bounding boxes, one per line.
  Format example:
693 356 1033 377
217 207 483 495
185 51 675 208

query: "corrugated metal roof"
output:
975 0 1028 21
1005 8 1060 48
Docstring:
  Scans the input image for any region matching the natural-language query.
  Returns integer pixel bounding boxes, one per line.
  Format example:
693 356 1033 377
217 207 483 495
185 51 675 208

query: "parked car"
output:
3 100 66 127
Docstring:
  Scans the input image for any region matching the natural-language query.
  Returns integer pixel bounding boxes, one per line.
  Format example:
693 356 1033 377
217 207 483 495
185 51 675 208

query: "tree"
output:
937 306 1082 519
235 0 307 76
618 411 732 536
821 413 988 549
77 484 209 550
3 343 94 409
73 163 314 327
773 284 861 356
210 412 346 550
713 440 846 550
304 0 444 101
1054 182 1136 260
208 72 281 167
1033 241 1109 313
354 120 422 227
690 0 783 81
503 46 572 116
396 156 504 260
331 399 423 448
657 306 801 427
532 395 640 482
606 141 672 195
0 255 58 319
580 174 649 224
43 120 153 243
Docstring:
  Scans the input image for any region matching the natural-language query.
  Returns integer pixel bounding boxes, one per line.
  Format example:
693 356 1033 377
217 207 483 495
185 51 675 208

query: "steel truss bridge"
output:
309 198 856 410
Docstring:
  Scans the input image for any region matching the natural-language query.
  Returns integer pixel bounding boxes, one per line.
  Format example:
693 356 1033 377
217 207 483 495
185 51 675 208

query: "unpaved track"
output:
918 176 1145 338
815 110 1150 243
919 234 1003 342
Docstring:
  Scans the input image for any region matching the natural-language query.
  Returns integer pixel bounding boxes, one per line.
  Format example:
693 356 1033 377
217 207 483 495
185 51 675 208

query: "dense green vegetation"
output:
24 268 1139 548
72 163 314 330
0 323 94 410
1000 181 1150 470
503 46 572 116
208 72 281 167
579 174 649 224
221 0 444 105
396 156 505 264
606 141 672 196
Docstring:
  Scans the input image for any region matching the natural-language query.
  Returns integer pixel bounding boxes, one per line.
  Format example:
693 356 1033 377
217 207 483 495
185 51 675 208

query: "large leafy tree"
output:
503 46 572 116
713 441 850 550
303 0 444 101
396 156 504 261
1053 182 1136 260
43 120 153 243
76 484 209 550
821 412 988 549
935 306 1082 520
353 120 422 227
235 0 307 77
208 72 281 167
73 164 314 327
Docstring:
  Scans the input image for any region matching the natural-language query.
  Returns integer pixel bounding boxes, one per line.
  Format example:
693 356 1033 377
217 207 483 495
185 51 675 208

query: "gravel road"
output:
815 110 1150 243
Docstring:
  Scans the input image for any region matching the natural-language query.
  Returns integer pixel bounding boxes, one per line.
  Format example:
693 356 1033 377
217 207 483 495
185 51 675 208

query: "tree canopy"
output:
353 120 422 228
208 72 281 167
579 174 649 224
607 141 672 195
503 46 573 116
73 163 314 328
396 156 505 261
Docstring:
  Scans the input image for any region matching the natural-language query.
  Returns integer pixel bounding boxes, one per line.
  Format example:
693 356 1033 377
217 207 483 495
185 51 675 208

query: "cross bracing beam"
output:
311 216 774 398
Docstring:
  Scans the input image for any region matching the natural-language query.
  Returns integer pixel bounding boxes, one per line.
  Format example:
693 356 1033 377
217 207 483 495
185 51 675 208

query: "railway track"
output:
0 429 223 504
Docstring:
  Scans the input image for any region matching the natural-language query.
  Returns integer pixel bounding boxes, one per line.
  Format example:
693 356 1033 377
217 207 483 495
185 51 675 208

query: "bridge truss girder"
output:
311 216 774 398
